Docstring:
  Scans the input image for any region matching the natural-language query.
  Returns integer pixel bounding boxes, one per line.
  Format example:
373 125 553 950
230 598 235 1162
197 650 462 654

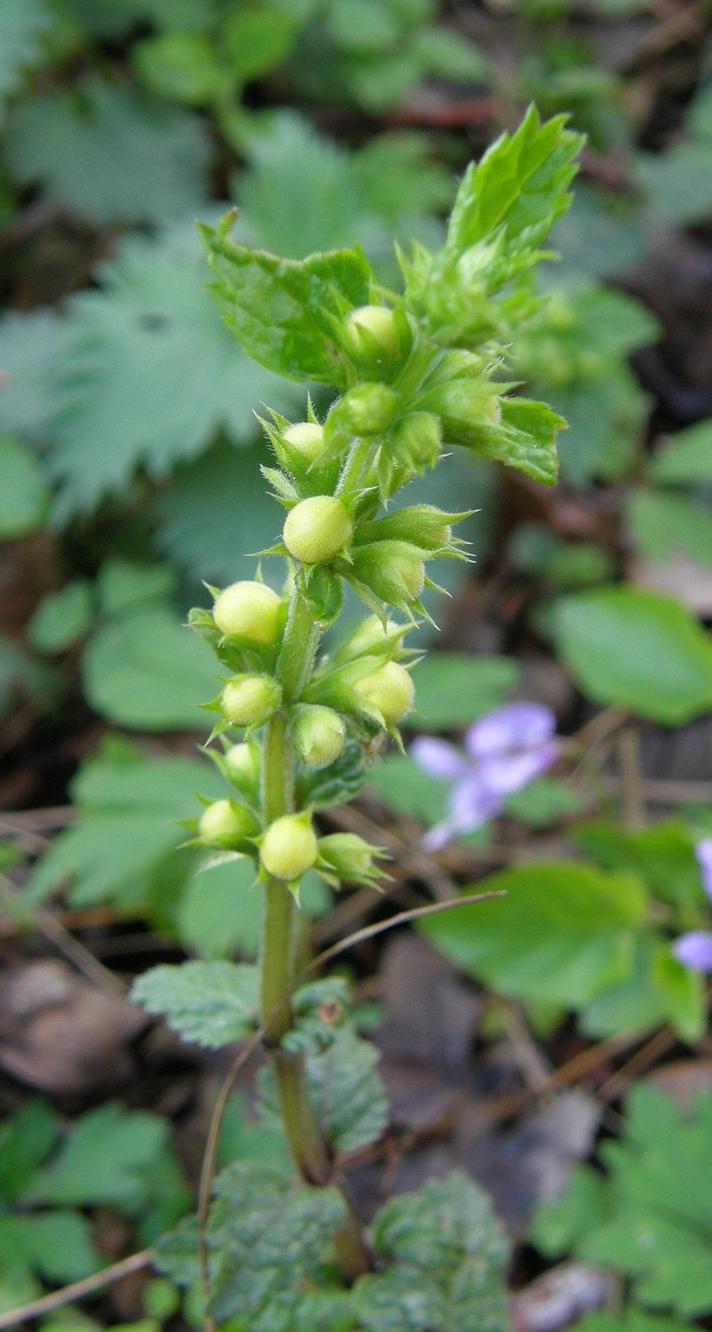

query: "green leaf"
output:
367 751 448 824
0 1100 57 1202
154 442 280 587
532 1085 712 1317
505 776 584 826
0 0 53 102
131 960 259 1048
0 633 57 721
10 1211 99 1283
0 435 50 538
628 490 712 565
48 222 297 520
580 936 705 1043
412 652 518 728
552 586 712 724
573 818 707 913
176 857 265 959
133 31 223 104
5 77 211 225
158 1161 346 1326
26 738 222 908
222 5 300 80
578 1313 696 1332
637 141 712 225
649 420 712 485
446 105 584 262
0 312 68 442
201 216 372 384
82 606 217 730
420 861 647 1008
31 1103 174 1212
28 581 94 653
96 560 178 618
416 26 488 82
261 983 388 1155
355 1172 509 1332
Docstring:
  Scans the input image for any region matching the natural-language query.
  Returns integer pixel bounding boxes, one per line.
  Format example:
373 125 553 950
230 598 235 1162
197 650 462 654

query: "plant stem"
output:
336 437 373 496
257 586 371 1274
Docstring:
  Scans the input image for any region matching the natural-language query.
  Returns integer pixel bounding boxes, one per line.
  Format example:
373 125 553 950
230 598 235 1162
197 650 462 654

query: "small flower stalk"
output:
173 108 583 1299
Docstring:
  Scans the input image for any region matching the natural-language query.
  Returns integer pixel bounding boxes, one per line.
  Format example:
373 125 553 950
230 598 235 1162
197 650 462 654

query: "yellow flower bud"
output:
282 422 325 462
213 580 281 646
199 799 258 849
221 674 282 726
261 813 318 881
283 496 352 565
354 661 414 725
225 742 259 790
343 304 407 361
293 705 346 769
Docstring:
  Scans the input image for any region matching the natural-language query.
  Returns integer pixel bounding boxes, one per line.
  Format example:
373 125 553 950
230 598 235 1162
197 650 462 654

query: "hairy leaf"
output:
131 960 259 1048
202 215 372 384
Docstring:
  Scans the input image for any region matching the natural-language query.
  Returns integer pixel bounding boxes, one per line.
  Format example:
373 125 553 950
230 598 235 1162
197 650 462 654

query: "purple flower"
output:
671 838 712 973
411 701 558 851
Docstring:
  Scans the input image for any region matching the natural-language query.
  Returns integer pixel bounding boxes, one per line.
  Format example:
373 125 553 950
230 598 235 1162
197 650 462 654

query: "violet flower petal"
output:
694 838 712 905
479 739 559 797
465 702 556 759
411 736 468 781
423 776 501 852
672 931 712 973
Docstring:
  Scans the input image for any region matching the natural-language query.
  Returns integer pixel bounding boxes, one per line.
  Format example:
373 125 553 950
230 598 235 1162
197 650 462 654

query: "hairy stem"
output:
258 590 370 1271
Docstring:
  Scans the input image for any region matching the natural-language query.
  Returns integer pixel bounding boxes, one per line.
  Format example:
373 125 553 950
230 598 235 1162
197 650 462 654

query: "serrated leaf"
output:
0 312 68 442
157 1162 346 1328
5 76 211 224
552 586 712 724
0 435 50 538
131 960 259 1048
356 1172 509 1332
8 1210 99 1284
31 1103 174 1212
532 1085 712 1317
26 738 223 908
420 861 647 1009
48 223 298 520
0 1100 57 1202
202 218 372 384
446 105 584 262
82 606 217 730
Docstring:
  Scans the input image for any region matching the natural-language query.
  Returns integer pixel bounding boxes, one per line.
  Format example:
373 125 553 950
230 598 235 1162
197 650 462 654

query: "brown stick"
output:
0 1250 154 1330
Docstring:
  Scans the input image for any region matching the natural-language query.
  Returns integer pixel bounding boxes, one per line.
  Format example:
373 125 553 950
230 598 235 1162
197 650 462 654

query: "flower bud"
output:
282 421 325 463
221 674 282 726
390 412 442 474
224 741 260 792
261 812 318 881
342 304 412 377
283 496 352 565
199 798 258 849
213 580 282 647
354 661 414 725
318 832 381 882
293 705 346 769
339 383 399 436
352 540 425 607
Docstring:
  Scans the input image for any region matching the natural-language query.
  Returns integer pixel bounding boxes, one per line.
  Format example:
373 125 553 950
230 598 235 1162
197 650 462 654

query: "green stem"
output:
257 587 371 1274
336 437 373 496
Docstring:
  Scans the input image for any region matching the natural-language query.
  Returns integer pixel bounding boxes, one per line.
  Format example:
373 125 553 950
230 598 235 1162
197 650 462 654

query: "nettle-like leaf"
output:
131 960 259 1049
156 1162 345 1329
259 981 388 1155
48 222 299 521
201 215 373 384
25 737 223 909
445 105 583 262
0 435 50 539
5 76 211 224
355 1172 509 1332
531 1086 712 1318
552 586 712 724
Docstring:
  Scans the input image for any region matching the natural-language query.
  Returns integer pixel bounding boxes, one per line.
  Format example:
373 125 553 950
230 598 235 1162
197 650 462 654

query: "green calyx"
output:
317 832 385 887
353 661 415 726
342 303 412 379
224 741 260 793
351 540 426 609
213 580 283 647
